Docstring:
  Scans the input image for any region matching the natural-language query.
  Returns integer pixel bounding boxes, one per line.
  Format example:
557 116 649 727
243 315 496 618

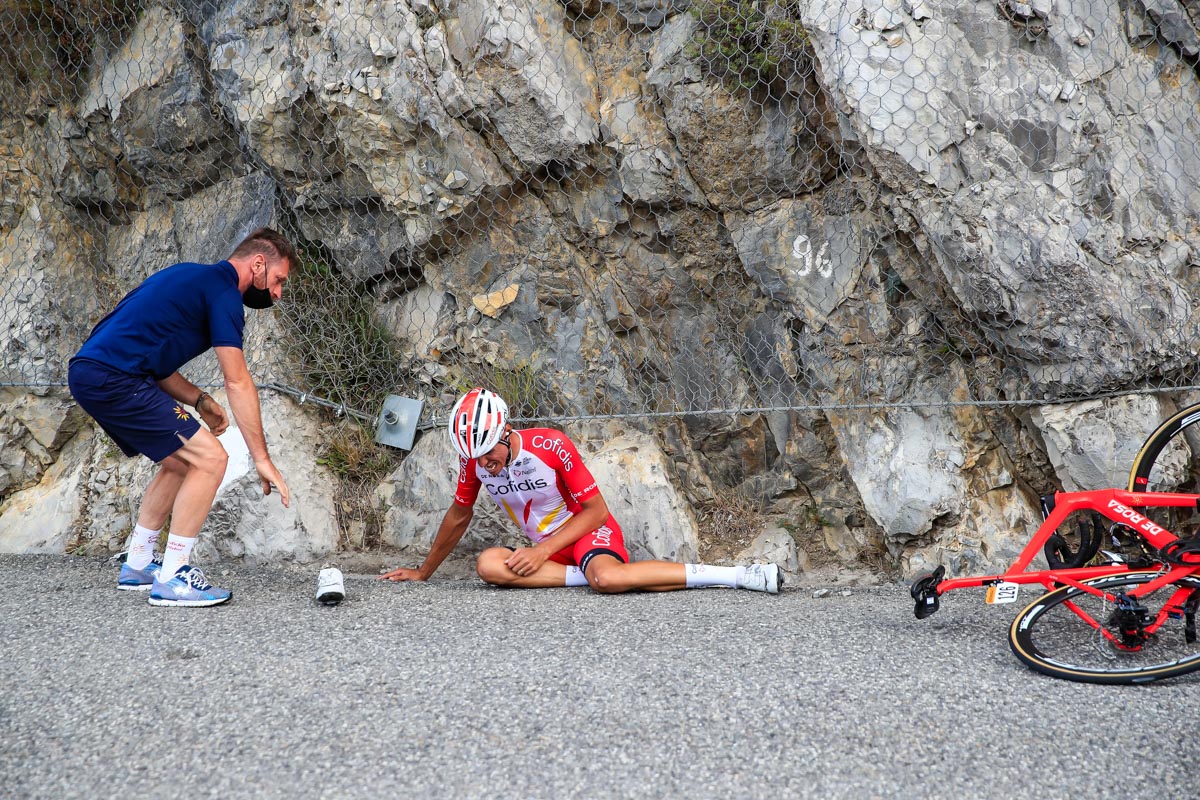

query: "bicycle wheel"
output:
1128 402 1200 492
1126 401 1200 541
1009 571 1200 684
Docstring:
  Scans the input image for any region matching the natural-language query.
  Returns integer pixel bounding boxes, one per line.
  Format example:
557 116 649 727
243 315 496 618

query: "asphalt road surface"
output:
2 554 1198 799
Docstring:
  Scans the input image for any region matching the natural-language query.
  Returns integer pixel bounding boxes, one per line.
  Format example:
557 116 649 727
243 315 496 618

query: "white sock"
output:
159 534 196 581
126 524 161 570
564 566 589 587
684 564 739 589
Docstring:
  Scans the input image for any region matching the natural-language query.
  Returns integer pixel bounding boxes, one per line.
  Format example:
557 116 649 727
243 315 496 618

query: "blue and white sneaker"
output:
117 553 163 591
148 565 232 607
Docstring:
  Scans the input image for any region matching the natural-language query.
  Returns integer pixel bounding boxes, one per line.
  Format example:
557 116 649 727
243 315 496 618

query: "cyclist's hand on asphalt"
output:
255 458 291 508
505 547 547 578
379 567 426 582
197 397 229 436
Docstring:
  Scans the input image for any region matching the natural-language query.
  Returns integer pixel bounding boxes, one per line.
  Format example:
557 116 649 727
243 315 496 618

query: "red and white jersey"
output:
453 428 601 543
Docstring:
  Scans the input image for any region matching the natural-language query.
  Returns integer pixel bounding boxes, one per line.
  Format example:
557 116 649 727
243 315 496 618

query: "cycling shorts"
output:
546 517 629 573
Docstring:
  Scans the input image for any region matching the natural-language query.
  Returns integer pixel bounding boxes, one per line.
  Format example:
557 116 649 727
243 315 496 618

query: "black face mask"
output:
242 284 273 309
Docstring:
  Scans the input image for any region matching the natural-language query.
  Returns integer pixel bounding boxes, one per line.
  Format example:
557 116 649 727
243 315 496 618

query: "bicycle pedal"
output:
910 565 946 620
914 592 940 619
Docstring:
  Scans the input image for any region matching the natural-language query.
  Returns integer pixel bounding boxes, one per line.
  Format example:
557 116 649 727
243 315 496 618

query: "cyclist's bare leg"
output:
476 547 572 589
584 555 686 593
475 548 688 591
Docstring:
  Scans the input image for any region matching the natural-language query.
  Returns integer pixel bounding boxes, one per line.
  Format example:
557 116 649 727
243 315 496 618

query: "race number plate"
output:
985 582 1020 605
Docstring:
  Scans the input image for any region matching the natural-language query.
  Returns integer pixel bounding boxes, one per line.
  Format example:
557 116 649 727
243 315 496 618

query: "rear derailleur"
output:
1107 594 1154 649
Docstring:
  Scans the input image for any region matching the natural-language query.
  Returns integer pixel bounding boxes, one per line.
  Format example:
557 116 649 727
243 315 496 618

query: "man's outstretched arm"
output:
380 502 474 581
215 345 289 507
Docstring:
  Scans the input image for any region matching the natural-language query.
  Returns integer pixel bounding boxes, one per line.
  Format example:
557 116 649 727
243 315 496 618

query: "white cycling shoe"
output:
316 567 345 605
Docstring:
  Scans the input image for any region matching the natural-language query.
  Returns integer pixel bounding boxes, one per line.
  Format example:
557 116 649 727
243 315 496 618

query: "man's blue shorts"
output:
67 358 201 463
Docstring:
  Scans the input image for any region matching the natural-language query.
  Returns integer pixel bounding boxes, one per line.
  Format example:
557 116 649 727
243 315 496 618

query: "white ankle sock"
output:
564 566 589 587
159 534 196 581
126 524 161 570
684 564 739 588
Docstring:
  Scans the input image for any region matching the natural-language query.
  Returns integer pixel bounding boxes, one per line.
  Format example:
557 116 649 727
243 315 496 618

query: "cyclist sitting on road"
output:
380 388 781 594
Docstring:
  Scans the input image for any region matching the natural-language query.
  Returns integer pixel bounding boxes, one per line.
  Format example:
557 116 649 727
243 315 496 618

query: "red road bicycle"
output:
912 402 1200 684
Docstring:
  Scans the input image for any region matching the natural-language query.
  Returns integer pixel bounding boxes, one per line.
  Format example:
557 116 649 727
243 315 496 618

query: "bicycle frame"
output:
914 484 1200 681
934 488 1200 601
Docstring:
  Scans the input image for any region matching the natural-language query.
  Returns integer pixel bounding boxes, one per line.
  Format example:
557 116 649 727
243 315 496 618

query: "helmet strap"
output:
499 434 513 467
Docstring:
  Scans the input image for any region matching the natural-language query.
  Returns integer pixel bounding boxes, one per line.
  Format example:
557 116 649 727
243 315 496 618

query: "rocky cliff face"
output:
2 0 1199 578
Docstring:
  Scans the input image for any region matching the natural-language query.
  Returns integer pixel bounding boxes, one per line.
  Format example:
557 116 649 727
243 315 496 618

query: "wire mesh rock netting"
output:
4 0 1200 427
9 0 1200 573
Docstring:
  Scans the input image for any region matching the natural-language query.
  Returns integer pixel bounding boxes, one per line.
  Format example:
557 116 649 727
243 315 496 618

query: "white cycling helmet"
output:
448 388 510 460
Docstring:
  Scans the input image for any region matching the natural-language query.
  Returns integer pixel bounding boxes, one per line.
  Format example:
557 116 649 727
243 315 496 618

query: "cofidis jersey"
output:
73 261 244 379
454 429 602 542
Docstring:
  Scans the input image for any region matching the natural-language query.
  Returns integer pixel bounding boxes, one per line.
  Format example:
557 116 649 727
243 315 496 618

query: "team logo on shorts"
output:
591 525 612 547
174 405 190 420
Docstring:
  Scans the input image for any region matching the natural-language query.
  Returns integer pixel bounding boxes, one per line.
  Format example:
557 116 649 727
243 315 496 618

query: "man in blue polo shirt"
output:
68 228 296 607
